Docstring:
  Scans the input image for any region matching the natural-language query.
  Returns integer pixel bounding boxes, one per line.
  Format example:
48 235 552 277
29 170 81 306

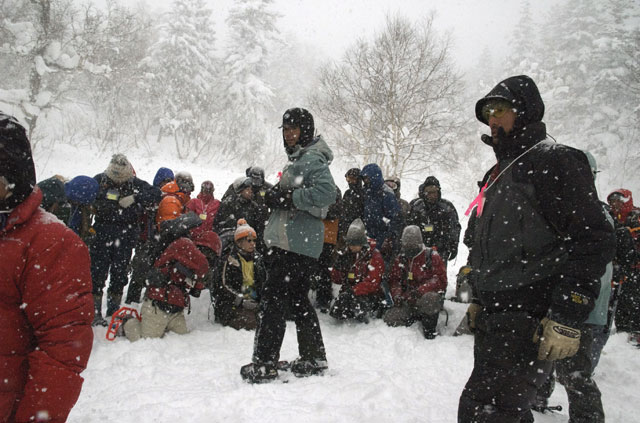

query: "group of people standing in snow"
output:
2 73 640 422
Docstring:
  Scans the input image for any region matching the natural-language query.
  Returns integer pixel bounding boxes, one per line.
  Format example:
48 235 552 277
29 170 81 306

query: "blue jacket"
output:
360 164 402 250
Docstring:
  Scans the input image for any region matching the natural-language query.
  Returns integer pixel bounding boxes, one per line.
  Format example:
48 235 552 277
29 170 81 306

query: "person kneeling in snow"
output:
120 237 209 341
383 225 447 339
213 219 266 330
329 219 385 322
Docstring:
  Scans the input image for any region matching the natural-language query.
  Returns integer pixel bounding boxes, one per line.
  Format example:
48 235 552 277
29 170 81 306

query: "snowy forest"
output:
1 0 639 198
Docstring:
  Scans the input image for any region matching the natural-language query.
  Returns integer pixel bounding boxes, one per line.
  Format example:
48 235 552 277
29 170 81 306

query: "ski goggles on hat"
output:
481 99 514 121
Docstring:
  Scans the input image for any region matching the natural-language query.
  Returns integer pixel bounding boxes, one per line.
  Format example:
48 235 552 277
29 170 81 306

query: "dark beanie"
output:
37 176 66 210
345 168 361 179
233 176 252 193
0 112 36 212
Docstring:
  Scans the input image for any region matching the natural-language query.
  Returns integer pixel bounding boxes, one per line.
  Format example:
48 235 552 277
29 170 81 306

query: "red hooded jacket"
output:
331 240 385 297
388 248 447 302
607 189 639 225
1 188 94 423
146 237 209 309
185 192 220 235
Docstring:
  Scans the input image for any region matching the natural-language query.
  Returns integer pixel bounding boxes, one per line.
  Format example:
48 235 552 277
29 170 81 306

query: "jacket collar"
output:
2 187 43 234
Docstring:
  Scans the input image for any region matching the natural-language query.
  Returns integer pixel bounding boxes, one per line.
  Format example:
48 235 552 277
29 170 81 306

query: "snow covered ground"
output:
72 296 640 423
33 143 640 423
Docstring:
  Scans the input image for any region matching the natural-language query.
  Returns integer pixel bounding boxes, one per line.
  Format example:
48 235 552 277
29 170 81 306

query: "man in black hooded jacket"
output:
408 175 461 265
457 75 615 422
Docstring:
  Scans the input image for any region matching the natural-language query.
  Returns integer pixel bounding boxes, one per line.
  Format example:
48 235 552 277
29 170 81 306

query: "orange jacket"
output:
156 181 190 226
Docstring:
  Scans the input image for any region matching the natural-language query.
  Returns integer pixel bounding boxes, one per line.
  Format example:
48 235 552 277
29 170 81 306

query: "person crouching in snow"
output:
329 219 385 322
383 225 447 339
213 219 266 330
120 237 209 341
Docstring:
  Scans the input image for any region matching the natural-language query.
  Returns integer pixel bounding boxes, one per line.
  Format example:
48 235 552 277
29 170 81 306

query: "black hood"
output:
475 75 544 131
0 113 36 212
281 108 315 154
418 175 441 202
475 75 547 160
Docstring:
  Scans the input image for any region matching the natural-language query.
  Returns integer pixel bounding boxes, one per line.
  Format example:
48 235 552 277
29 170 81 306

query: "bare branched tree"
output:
310 14 465 179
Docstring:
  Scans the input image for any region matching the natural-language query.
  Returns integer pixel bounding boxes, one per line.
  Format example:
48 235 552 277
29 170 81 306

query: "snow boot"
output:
421 314 439 339
105 292 123 317
240 362 278 384
92 293 108 327
290 358 328 377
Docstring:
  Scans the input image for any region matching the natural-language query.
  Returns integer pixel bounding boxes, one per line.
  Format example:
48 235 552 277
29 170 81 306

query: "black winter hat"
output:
247 166 265 186
345 168 361 179
281 108 315 149
0 112 36 212
475 75 544 128
37 176 66 210
421 176 440 189
232 176 252 194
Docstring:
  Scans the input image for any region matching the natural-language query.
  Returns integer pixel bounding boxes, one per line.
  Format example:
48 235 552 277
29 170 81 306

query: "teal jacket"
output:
585 205 615 326
264 136 337 259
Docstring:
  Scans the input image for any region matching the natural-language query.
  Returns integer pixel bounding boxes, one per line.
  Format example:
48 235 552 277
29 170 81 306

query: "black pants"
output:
458 311 552 423
615 271 640 332
252 248 326 364
526 325 604 423
312 242 336 308
90 228 136 297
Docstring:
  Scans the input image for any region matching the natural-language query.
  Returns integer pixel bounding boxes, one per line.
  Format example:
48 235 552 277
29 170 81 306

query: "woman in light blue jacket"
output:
241 108 337 383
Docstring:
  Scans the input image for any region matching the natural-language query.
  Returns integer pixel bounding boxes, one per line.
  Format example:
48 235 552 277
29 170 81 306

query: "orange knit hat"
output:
234 218 256 241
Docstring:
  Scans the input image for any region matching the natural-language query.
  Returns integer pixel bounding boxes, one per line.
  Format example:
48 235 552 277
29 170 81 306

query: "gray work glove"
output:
533 317 581 361
119 194 136 208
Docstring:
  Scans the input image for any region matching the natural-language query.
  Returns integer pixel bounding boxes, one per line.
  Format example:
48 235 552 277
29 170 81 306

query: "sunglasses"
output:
242 238 257 243
482 100 514 121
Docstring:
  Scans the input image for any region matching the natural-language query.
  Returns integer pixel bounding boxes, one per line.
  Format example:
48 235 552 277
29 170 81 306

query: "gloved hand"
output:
264 186 294 209
466 303 482 333
533 317 581 361
118 194 136 208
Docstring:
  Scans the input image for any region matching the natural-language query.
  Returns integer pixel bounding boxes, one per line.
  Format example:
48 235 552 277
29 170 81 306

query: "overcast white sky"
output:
150 0 556 70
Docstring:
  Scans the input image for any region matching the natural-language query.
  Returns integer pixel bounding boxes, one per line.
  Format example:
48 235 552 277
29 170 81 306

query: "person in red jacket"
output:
607 189 638 226
121 237 209 341
383 225 447 339
0 112 94 423
329 219 385 322
185 180 220 235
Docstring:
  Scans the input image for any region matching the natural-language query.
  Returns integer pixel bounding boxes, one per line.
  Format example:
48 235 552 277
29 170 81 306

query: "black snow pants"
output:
614 271 640 332
458 310 553 423
524 325 605 423
90 226 136 297
252 247 326 364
